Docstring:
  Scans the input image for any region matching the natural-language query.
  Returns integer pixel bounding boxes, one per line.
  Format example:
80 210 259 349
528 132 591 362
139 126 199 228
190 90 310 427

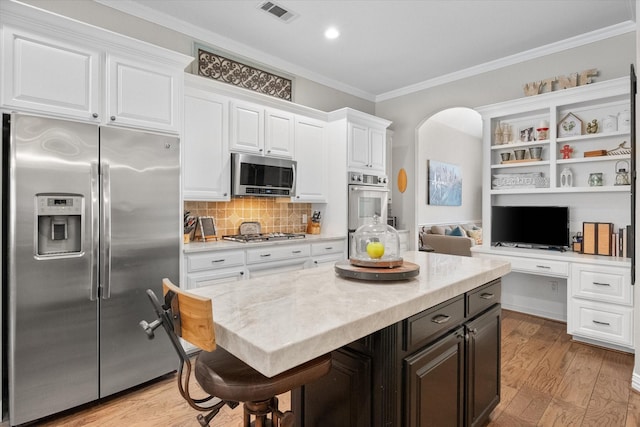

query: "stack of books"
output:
582 222 633 257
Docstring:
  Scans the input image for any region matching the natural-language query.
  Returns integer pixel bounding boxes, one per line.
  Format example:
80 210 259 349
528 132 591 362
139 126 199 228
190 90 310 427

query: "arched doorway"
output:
415 107 482 226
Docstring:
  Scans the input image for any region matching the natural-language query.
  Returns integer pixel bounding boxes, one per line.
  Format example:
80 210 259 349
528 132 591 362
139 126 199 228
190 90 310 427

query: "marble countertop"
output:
183 233 347 253
188 251 511 377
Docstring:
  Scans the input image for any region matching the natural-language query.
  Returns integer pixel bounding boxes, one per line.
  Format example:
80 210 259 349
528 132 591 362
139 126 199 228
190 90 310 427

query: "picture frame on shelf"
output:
558 112 582 137
519 126 534 142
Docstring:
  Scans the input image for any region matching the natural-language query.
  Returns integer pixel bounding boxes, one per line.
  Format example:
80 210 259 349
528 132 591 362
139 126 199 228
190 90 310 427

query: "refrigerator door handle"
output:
90 162 100 301
100 160 112 299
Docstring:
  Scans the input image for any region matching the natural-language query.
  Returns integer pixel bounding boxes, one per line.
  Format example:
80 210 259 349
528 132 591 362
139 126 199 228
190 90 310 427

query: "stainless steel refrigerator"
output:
3 113 179 426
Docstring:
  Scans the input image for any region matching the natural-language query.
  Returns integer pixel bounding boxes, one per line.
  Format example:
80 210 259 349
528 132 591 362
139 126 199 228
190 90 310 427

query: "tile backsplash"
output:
184 198 312 237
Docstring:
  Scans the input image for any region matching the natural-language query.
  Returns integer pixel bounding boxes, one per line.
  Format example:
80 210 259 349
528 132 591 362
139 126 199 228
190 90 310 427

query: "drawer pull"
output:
592 320 611 326
211 259 225 263
431 314 451 324
480 292 495 300
536 265 551 269
325 247 333 250
292 250 302 254
593 282 611 287
260 254 272 258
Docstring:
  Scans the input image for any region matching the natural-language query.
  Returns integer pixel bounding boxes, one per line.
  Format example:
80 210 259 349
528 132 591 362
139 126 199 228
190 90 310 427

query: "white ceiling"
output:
98 0 636 102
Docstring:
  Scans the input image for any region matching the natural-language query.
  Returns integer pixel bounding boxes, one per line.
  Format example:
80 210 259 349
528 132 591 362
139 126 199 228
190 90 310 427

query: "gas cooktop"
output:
222 232 306 243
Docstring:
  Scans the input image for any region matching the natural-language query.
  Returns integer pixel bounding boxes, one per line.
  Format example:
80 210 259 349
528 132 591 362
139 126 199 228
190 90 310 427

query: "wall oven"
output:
348 171 389 232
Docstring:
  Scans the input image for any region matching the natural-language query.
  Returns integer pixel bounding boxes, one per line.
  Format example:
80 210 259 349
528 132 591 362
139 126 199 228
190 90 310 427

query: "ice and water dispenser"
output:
36 194 83 256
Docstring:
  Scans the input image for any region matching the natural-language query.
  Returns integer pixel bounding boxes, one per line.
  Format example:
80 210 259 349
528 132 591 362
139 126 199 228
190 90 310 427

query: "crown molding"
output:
376 21 636 102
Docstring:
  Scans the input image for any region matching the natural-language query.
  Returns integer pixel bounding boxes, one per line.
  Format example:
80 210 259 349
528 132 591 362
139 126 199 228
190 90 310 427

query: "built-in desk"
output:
471 246 633 352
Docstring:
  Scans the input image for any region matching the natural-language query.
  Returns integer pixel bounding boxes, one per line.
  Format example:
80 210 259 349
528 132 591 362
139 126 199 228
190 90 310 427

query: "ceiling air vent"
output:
257 1 298 23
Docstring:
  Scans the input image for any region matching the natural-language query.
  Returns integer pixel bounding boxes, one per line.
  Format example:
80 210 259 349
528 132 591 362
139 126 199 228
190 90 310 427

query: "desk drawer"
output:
509 257 568 277
569 299 633 348
246 243 310 264
467 280 501 318
186 250 245 272
403 295 465 353
571 264 631 306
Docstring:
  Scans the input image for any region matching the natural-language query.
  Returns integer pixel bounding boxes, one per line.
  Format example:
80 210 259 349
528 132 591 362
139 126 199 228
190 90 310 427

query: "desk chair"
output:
139 278 331 427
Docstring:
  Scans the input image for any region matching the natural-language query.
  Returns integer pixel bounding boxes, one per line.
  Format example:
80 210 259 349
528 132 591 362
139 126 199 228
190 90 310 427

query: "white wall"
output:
416 111 482 226
377 33 636 256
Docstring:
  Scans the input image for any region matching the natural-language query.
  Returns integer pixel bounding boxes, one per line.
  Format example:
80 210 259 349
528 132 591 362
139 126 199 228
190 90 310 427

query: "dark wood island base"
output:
293 279 502 427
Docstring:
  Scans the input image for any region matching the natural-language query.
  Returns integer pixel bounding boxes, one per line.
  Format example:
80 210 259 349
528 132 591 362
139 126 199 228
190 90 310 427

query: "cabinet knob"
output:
223 193 228 197
92 113 99 118
259 148 263 152
240 271 244 275
110 116 116 121
267 149 271 153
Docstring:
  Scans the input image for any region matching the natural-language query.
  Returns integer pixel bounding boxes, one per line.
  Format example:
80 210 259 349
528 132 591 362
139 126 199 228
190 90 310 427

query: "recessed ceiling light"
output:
324 27 340 40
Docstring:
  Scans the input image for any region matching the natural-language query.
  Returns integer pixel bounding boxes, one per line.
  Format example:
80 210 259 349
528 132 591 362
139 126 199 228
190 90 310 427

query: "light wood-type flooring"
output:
3 309 639 426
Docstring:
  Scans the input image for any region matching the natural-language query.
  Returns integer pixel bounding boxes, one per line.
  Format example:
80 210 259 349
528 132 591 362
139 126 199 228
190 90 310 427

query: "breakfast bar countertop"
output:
188 251 511 377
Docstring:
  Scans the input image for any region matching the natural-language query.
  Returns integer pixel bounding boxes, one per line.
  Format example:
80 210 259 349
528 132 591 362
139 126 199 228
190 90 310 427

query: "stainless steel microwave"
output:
231 153 297 197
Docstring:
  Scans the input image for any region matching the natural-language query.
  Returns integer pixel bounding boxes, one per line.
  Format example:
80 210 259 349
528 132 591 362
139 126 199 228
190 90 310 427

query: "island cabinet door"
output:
403 327 465 427
293 347 372 427
466 304 501 427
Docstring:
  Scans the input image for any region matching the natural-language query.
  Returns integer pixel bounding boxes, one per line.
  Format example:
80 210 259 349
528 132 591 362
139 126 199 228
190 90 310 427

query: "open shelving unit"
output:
478 76 631 241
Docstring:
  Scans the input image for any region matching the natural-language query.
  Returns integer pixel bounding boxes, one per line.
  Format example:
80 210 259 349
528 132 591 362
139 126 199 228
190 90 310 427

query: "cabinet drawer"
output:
466 279 501 318
569 299 633 348
571 264 632 306
246 243 310 264
509 257 568 277
311 240 346 256
403 295 465 352
186 250 245 272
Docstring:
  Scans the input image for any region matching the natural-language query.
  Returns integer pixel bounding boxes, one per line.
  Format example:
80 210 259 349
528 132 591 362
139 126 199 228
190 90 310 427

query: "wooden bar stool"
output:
139 278 332 427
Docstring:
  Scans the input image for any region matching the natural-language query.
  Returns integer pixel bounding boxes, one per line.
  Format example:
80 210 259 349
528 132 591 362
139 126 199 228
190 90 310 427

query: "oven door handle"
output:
349 186 389 192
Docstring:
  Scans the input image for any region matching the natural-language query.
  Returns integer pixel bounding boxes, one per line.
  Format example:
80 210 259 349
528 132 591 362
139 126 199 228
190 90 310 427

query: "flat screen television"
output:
491 206 569 250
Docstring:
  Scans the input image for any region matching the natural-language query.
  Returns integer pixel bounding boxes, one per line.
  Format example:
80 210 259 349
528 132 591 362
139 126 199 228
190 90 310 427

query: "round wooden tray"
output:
349 257 404 268
334 260 420 281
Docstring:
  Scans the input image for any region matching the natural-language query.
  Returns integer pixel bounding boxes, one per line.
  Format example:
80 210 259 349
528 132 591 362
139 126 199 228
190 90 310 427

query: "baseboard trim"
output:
500 302 566 323
632 372 640 392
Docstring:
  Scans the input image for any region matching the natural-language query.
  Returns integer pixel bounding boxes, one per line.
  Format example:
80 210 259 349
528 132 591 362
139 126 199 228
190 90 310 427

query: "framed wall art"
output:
427 160 462 206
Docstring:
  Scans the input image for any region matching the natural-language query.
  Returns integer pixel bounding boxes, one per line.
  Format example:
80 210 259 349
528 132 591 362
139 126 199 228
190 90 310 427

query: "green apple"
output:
366 242 385 259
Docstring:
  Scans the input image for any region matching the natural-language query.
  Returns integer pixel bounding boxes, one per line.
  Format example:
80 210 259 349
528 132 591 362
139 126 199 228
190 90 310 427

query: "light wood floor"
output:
4 309 639 426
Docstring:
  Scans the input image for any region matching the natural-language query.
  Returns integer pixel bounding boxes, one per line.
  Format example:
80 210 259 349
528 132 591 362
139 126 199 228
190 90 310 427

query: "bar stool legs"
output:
243 397 294 427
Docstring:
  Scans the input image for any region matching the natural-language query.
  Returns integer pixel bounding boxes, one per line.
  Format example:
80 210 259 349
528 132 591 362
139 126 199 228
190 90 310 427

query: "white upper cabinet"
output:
265 108 295 158
293 116 327 202
183 84 230 201
230 100 294 158
106 54 183 132
230 100 264 154
1 25 102 121
0 2 192 133
347 120 387 174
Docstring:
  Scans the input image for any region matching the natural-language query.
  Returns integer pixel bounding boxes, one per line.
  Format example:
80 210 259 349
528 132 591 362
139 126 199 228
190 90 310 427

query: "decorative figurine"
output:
586 119 598 134
560 144 573 159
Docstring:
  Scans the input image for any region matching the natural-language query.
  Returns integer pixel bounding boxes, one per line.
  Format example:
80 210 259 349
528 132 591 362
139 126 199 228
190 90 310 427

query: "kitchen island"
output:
189 251 510 426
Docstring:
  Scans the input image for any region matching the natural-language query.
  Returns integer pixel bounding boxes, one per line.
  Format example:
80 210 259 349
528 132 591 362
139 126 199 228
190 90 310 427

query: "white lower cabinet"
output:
568 262 633 349
246 243 310 278
310 239 347 267
184 250 245 289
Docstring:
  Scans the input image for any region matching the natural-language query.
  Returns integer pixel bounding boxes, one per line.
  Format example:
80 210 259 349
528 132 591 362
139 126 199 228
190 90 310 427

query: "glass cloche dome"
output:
350 215 402 267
